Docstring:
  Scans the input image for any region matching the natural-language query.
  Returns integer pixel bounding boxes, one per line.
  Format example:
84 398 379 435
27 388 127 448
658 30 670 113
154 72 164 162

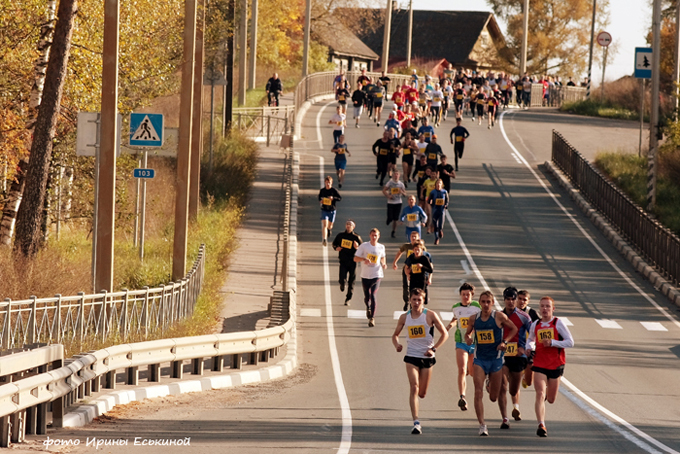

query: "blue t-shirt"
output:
333 143 348 160
418 125 435 143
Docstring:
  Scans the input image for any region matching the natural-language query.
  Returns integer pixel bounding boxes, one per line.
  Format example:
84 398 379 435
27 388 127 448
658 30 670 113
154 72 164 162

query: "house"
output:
312 21 380 72
342 9 509 73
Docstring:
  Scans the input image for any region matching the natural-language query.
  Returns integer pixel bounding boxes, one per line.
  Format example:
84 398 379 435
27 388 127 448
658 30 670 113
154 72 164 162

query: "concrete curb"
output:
544 160 680 309
62 147 303 429
295 94 335 139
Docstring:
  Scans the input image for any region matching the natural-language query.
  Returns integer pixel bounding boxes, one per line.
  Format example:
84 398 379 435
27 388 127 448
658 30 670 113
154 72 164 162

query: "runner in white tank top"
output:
392 288 449 435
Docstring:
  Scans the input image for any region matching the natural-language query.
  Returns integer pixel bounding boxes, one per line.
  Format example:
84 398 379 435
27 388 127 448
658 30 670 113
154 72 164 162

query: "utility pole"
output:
248 0 258 90
95 0 119 292
237 0 247 105
586 0 596 98
223 0 234 135
172 0 197 281
675 0 680 111
381 0 392 73
648 0 661 211
406 0 413 68
189 0 204 220
302 0 311 77
520 0 529 75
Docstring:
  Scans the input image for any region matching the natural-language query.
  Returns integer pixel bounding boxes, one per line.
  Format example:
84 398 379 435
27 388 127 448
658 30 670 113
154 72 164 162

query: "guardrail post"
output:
77 292 85 343
26 405 37 435
52 358 64 428
171 360 183 379
250 351 259 365
191 358 203 375
104 370 116 389
3 298 11 349
148 363 160 382
9 411 23 444
232 354 242 370
126 366 138 385
211 355 223 372
29 296 37 344
0 415 9 447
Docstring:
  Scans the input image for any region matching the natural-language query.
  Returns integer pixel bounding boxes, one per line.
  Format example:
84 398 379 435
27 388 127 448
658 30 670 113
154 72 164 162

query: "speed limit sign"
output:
597 31 612 47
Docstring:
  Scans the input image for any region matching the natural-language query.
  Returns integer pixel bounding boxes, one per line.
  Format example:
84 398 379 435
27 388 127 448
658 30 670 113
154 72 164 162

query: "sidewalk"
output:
218 92 296 332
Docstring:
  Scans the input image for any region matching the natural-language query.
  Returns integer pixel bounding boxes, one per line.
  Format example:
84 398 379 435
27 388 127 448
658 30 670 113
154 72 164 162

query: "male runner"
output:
426 179 448 245
465 291 518 436
318 176 341 246
336 85 350 114
392 288 449 434
351 82 367 128
518 290 540 388
404 242 434 303
430 83 444 127
497 287 532 429
526 296 574 437
424 134 443 170
331 135 351 188
437 155 455 193
445 282 481 412
331 220 362 304
372 131 392 186
417 117 435 143
382 170 406 238
354 228 387 327
401 131 418 185
328 105 345 143
371 81 385 126
449 118 470 172
392 231 429 311
399 195 427 241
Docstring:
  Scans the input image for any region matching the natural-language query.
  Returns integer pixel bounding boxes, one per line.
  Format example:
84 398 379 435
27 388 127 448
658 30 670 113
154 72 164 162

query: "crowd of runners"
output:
318 67 575 439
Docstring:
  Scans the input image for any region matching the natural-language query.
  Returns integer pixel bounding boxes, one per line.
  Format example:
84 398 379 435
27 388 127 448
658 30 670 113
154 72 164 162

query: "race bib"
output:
362 80 367 86
406 250 414 257
366 253 378 264
411 263 422 273
476 330 495 344
435 198 445 206
505 342 518 357
408 325 426 339
404 148 411 155
457 94 464 100
488 101 494 106
433 97 441 102
537 328 554 341
339 95 345 101
456 136 463 142
375 92 383 99
419 99 426 105
337 121 343 126
417 171 424 178
395 95 402 102
424 132 431 138
391 187 400 194
336 148 345 154
459 317 470 329
428 153 436 160
322 197 332 206
341 239 353 249
406 214 418 222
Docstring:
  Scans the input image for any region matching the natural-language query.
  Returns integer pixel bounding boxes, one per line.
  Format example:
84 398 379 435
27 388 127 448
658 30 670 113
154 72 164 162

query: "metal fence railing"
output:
551 131 680 287
0 245 206 350
548 85 588 107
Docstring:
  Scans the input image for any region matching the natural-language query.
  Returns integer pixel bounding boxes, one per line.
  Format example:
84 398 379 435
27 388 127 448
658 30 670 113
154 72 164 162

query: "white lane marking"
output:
348 310 366 319
460 259 472 275
445 210 502 310
319 140 352 453
595 319 623 329
393 311 406 320
439 311 454 322
560 316 574 326
641 322 668 332
499 111 680 454
499 110 680 331
301 308 322 317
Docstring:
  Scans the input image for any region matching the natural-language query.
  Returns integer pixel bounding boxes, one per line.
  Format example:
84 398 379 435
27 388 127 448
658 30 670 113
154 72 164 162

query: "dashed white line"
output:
641 322 668 332
301 308 322 317
348 310 366 319
595 319 623 329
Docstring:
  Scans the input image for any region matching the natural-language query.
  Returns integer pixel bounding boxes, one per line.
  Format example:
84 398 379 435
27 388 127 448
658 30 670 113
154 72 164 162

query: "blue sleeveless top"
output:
473 310 504 360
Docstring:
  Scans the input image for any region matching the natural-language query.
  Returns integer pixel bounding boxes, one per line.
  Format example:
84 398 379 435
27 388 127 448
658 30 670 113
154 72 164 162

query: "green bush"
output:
561 99 641 121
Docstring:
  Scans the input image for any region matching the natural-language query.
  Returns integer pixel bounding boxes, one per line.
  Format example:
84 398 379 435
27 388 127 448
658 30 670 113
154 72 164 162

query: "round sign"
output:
597 31 612 47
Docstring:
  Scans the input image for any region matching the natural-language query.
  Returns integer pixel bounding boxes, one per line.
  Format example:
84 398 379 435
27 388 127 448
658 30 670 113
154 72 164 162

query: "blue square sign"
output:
129 113 164 147
635 47 652 79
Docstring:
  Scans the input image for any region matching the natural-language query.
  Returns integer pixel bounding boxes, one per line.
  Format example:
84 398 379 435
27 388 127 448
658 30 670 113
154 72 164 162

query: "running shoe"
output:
411 422 422 435
322 239 327 247
366 309 371 319
377 122 380 127
327 229 332 238
457 396 467 411
500 418 510 429
522 377 528 389
338 183 342 188
512 408 522 421
368 317 375 327
340 281 345 292
439 230 444 239
344 294 351 305
479 424 489 436
391 231 396 238
537 423 547 437
488 125 491 129
434 238 439 245
356 124 360 128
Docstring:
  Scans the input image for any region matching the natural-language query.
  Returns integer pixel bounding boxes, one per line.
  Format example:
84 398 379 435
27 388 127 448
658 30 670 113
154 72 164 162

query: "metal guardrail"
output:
548 85 588 107
551 130 680 287
0 245 206 351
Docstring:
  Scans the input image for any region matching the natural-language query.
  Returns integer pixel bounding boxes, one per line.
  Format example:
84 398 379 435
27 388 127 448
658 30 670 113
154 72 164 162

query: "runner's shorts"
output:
503 356 528 373
320 209 336 223
456 341 475 354
334 158 347 171
474 356 503 374
354 105 363 117
531 365 565 380
404 355 436 369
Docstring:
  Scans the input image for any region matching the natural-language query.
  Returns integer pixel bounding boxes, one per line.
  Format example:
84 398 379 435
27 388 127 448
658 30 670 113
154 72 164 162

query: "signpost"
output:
635 47 653 157
596 31 612 100
129 112 164 260
596 31 612 47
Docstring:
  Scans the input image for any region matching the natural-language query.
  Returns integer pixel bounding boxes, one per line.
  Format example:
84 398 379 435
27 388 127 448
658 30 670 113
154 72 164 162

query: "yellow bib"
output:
341 239 353 249
476 330 495 344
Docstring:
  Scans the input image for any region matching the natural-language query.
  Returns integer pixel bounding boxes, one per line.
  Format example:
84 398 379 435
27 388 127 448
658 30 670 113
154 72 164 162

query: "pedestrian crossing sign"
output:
129 113 164 147
634 47 652 79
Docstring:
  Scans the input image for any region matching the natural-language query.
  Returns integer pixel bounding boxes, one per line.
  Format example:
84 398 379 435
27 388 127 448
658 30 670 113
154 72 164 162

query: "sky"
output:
391 0 653 83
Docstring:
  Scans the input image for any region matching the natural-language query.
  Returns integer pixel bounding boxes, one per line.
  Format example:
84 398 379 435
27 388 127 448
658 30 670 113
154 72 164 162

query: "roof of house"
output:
312 21 380 61
341 10 506 66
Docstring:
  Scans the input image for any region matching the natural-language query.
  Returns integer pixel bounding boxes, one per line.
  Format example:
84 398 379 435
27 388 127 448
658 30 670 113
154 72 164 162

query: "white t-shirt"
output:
355 242 386 279
417 142 428 153
430 90 443 107
330 113 345 131
384 180 405 204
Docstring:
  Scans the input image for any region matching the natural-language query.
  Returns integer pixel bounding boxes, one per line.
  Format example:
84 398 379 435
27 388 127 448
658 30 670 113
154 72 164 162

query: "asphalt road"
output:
59 105 680 454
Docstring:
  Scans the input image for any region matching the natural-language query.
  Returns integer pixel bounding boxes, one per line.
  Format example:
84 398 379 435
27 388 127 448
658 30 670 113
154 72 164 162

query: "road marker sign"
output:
635 47 652 79
596 31 612 47
133 168 155 179
129 113 164 147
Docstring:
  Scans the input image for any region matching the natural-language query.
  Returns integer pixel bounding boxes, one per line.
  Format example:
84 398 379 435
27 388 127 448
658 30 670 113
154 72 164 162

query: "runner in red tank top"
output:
526 296 574 437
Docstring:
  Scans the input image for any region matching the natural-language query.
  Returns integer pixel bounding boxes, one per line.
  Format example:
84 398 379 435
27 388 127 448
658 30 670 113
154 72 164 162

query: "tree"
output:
488 0 609 77
14 0 78 257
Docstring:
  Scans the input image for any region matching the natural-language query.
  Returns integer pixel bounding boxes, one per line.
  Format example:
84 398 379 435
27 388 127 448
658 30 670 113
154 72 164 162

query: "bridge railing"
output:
232 105 294 144
0 245 206 351
552 130 680 287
